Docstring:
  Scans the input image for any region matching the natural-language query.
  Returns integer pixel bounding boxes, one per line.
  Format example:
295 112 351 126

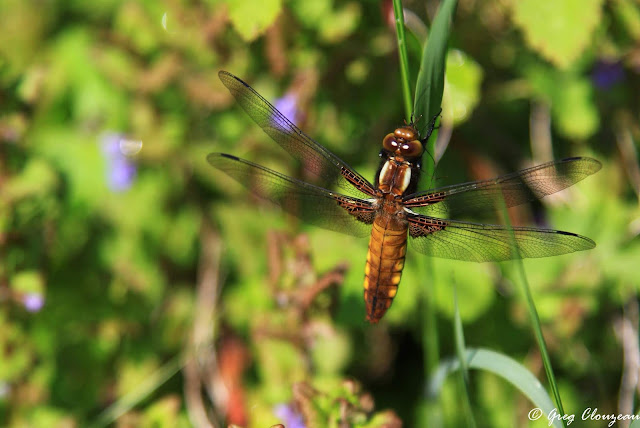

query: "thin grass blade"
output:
497 198 567 428
428 348 563 428
453 282 477 428
392 0 413 120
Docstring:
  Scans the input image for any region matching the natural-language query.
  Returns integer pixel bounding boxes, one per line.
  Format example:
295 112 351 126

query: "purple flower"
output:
108 156 137 191
23 292 44 312
591 60 624 89
101 133 138 192
274 93 301 125
274 404 306 428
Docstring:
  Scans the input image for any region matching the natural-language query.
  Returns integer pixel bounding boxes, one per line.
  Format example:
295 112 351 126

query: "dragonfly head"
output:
382 125 424 159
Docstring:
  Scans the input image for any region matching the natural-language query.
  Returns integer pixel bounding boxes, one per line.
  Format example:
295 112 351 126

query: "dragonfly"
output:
208 71 601 323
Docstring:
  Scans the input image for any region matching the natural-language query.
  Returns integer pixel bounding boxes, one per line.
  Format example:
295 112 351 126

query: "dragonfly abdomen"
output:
364 215 408 323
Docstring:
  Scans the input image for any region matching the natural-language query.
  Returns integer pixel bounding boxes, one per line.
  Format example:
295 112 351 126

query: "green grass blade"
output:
453 283 468 380
414 0 457 190
453 282 477 428
413 0 457 127
428 348 563 428
414 0 457 406
89 354 185 428
420 258 439 374
498 201 567 428
392 0 413 120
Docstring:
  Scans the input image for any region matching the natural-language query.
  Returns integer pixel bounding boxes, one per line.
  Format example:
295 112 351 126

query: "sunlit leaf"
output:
4 158 58 201
226 0 283 42
310 325 351 375
433 261 494 322
442 49 483 126
290 0 332 28
525 65 600 139
10 270 44 294
612 0 640 41
319 3 361 44
511 0 604 68
551 78 600 139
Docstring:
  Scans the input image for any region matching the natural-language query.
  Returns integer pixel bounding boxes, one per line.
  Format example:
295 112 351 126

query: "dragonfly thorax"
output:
378 158 412 197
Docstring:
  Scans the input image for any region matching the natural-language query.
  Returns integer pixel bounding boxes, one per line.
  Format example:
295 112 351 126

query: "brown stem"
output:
184 218 223 428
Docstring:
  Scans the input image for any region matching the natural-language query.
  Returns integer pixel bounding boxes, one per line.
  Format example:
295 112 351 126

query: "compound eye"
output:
395 126 417 141
382 133 398 152
401 140 423 157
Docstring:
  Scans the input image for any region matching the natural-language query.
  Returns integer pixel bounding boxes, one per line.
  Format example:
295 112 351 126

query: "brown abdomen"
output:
364 214 408 323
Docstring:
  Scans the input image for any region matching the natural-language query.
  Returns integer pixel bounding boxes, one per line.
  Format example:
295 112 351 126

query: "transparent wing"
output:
218 71 376 198
404 157 601 218
408 215 595 262
208 153 375 237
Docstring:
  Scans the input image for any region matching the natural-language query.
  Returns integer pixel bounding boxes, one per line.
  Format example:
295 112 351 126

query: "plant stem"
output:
500 204 567 428
392 0 413 120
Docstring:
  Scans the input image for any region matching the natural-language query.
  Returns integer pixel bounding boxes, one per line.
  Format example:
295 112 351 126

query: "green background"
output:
1 0 639 426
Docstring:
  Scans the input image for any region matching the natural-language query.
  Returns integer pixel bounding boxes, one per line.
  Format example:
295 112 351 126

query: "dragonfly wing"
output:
407 215 595 262
404 157 601 217
208 153 375 237
218 71 376 199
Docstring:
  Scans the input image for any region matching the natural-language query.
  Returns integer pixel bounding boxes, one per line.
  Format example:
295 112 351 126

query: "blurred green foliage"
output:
1 0 640 427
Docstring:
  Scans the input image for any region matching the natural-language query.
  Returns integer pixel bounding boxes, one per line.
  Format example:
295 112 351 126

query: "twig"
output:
615 299 640 427
296 262 349 316
614 113 640 204
529 100 553 164
184 219 223 428
267 230 283 292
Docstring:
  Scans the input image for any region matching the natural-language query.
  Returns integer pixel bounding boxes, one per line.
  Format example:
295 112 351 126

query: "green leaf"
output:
442 49 483 126
429 348 563 428
0 313 32 381
113 2 162 55
0 0 50 79
551 77 600 139
289 0 332 29
142 396 185 428
525 65 600 139
433 260 494 322
310 325 351 375
226 0 283 42
319 3 361 43
414 0 458 127
162 207 200 267
511 0 604 68
613 0 640 41
392 0 414 119
4 158 58 202
11 270 44 294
